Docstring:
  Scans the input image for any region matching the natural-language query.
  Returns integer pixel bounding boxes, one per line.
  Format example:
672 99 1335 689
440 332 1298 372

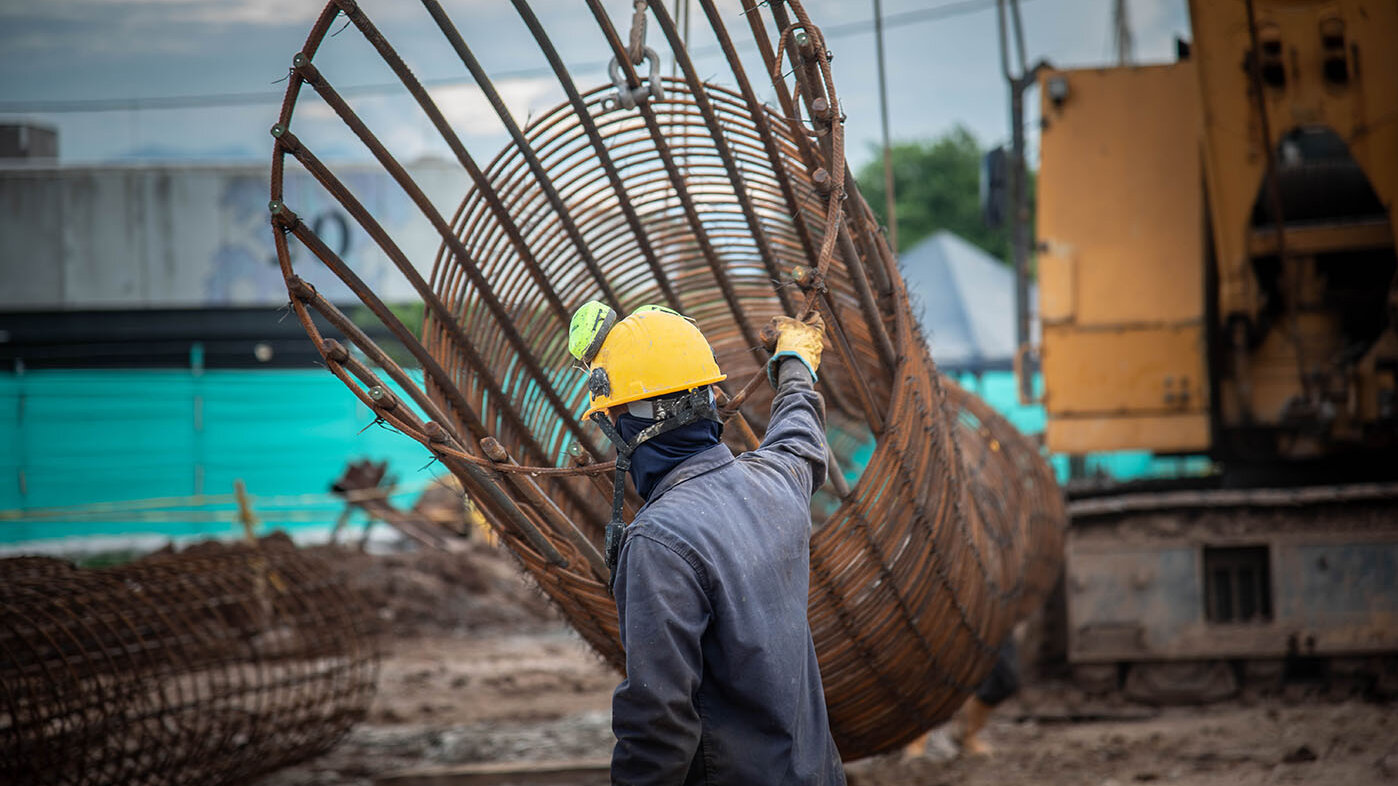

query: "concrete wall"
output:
1 161 465 310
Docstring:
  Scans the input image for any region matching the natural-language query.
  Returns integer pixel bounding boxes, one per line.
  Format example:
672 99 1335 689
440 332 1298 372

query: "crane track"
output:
1057 480 1398 705
1068 481 1398 520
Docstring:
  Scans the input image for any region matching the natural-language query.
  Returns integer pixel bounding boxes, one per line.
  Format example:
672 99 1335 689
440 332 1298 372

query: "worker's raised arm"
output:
610 533 711 783
754 315 829 495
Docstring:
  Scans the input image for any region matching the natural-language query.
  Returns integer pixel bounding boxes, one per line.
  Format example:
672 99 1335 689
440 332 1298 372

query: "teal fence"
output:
949 370 1212 483
1 365 1210 553
1 367 438 551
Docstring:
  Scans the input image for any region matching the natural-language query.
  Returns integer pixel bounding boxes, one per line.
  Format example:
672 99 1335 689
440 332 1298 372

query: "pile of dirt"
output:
139 532 559 638
844 694 1397 786
307 540 561 637
247 532 1398 786
256 626 620 786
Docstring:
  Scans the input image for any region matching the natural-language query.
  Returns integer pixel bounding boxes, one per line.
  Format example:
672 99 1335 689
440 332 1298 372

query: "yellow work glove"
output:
765 313 825 387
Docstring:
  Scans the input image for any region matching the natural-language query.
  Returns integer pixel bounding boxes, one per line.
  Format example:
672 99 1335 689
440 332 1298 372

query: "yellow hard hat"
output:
574 304 726 420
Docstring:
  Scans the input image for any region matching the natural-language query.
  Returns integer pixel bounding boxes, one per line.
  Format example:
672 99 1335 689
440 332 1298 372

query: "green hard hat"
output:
568 301 618 363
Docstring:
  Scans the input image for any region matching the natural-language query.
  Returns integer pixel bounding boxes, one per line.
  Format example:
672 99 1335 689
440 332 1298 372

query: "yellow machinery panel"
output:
1042 326 1209 453
1190 0 1398 327
1048 414 1210 461
1042 326 1206 413
1036 64 1209 454
1189 0 1398 458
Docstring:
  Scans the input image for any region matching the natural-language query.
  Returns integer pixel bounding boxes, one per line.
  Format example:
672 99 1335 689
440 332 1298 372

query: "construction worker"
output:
905 638 1020 758
568 302 845 785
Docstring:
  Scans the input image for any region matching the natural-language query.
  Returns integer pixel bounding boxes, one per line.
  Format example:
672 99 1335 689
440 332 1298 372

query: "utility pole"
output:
1113 0 1135 65
872 0 899 254
997 0 1046 404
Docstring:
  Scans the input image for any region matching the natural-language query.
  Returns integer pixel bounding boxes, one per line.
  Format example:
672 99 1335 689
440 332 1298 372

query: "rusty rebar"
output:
267 0 1065 760
0 539 379 786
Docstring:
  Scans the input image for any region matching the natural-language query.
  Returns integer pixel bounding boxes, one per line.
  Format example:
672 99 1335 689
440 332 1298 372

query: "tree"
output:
855 125 1033 264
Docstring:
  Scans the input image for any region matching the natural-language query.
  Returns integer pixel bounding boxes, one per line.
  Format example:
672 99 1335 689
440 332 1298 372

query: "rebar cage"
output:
0 539 380 786
268 0 1065 758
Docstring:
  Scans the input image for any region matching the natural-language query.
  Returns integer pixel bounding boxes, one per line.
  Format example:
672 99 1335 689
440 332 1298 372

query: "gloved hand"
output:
763 313 825 387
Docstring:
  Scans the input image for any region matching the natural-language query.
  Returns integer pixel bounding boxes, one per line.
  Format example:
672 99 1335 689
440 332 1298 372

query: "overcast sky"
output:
0 0 1189 169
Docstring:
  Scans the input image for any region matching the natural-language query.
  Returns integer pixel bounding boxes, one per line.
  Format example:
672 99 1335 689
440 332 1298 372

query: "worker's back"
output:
610 367 845 785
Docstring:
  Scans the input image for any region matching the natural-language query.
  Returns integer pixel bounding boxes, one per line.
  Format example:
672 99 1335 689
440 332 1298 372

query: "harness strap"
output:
591 388 721 593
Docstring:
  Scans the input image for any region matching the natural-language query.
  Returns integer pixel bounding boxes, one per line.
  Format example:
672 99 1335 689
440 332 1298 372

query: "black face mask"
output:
614 412 723 500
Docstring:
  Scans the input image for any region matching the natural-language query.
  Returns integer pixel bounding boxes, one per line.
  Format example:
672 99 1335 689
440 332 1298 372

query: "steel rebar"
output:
266 0 1066 760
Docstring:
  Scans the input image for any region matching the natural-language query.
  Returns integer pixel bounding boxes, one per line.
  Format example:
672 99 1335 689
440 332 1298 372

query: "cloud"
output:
152 0 326 26
284 76 562 165
0 0 1194 169
432 78 561 137
0 0 523 28
1130 0 1190 61
0 1 304 57
1 0 329 27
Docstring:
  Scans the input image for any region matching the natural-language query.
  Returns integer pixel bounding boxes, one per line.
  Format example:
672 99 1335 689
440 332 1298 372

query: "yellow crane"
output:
1029 0 1398 699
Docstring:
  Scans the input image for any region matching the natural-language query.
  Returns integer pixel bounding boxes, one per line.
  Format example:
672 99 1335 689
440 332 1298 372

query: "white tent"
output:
898 230 1037 372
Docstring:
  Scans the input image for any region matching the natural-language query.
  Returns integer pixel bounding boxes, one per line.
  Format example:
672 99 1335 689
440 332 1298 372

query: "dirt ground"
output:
259 544 1398 786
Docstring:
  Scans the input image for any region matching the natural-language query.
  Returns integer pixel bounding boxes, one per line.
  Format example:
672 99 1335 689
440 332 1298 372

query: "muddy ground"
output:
259 543 1398 786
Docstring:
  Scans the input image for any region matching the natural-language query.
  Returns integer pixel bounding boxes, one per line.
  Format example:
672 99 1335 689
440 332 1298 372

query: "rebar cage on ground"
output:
0 538 380 786
268 0 1065 759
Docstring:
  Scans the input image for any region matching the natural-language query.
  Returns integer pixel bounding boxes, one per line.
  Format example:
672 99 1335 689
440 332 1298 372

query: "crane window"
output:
1204 546 1273 624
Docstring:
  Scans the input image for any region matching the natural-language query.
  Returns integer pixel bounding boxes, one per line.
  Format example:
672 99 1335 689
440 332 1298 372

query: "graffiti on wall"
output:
0 163 458 310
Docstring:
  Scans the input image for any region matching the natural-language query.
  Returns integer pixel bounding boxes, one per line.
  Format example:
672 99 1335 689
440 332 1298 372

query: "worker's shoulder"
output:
623 506 714 587
627 476 738 551
629 490 708 542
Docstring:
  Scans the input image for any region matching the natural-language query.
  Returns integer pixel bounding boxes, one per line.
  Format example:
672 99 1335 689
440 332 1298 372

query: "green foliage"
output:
347 301 426 367
856 125 1034 263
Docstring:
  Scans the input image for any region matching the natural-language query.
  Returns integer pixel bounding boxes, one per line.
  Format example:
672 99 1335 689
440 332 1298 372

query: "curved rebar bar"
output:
267 0 1065 759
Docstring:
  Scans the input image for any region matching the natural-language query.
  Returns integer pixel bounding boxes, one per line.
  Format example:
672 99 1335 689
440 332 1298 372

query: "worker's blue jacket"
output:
610 360 846 785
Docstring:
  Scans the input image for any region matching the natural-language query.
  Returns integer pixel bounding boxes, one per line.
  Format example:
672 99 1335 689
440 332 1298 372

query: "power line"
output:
824 0 1033 37
0 0 1024 114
